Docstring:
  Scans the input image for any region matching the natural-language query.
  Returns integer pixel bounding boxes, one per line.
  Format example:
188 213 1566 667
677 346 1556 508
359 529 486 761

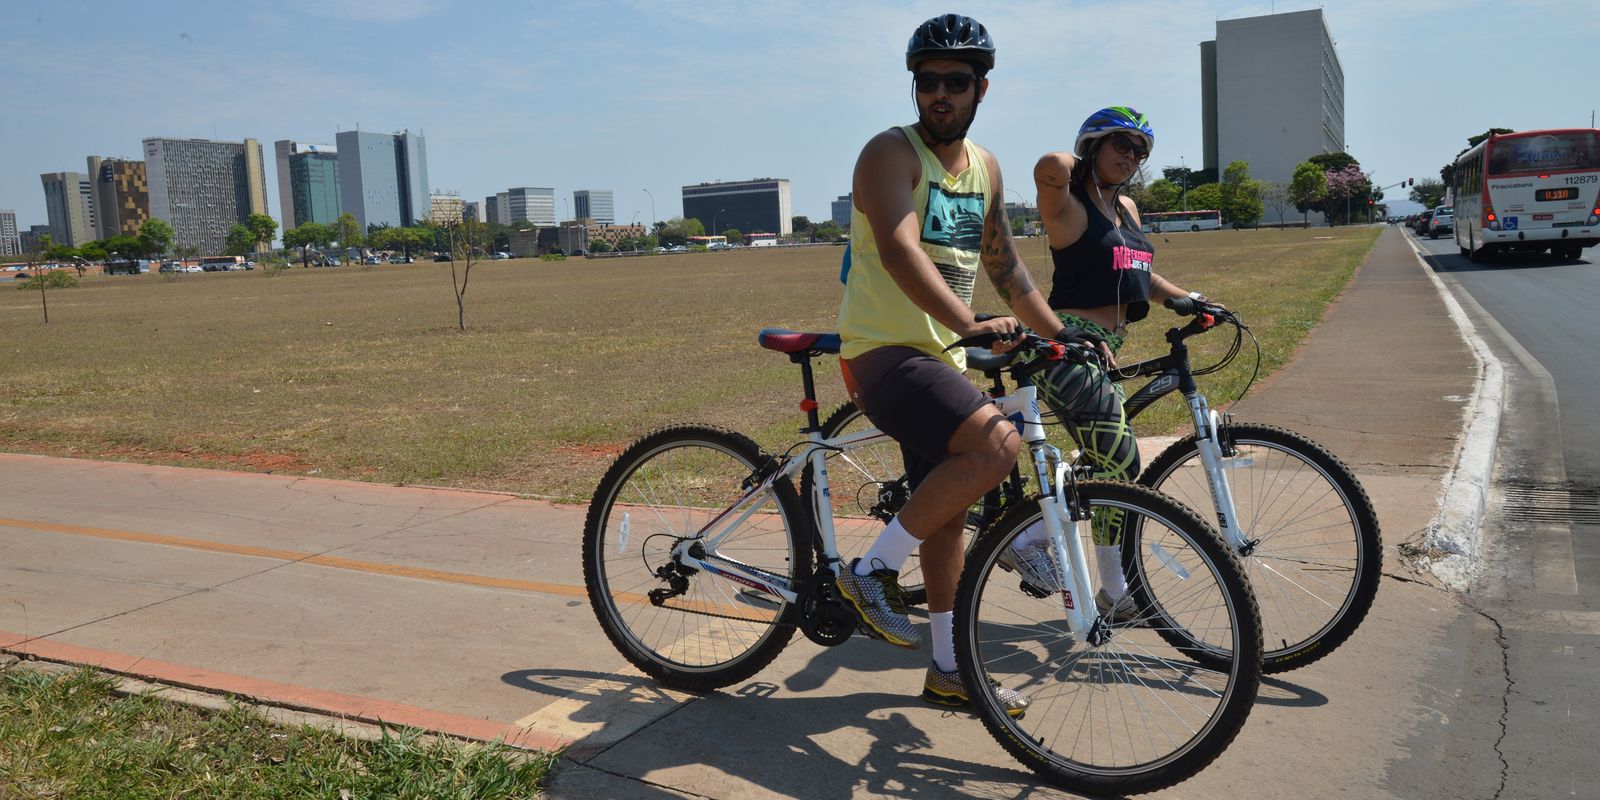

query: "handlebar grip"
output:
1164 296 1198 316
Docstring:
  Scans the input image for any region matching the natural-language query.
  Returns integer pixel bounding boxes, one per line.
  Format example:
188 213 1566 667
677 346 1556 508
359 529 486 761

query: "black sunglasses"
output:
1106 133 1150 162
913 71 976 94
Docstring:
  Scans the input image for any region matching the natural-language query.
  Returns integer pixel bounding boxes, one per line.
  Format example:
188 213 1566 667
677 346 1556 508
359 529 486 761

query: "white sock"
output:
1011 520 1048 551
930 611 956 673
856 517 922 576
1096 544 1128 599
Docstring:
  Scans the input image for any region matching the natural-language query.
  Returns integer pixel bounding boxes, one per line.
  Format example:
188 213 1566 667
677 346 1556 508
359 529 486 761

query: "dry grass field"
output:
0 227 1378 501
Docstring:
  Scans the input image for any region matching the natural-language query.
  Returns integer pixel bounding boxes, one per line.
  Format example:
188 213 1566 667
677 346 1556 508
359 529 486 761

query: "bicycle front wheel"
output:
583 425 807 691
956 483 1261 796
1139 423 1381 672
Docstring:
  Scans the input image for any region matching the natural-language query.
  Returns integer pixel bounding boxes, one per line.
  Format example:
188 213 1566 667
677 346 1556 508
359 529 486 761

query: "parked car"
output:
1413 210 1434 234
1427 206 1454 239
364 256 383 265
491 252 511 260
432 253 452 262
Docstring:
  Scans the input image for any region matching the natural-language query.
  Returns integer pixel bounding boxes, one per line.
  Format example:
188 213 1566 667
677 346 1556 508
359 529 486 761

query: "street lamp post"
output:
712 209 726 239
642 188 656 230
1180 155 1189 211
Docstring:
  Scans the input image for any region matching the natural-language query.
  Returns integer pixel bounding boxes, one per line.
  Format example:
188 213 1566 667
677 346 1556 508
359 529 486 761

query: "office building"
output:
335 129 429 231
682 178 792 236
87 157 149 240
831 194 852 228
143 137 270 253
428 192 464 224
1201 8 1344 205
483 195 501 226
0 210 19 257
505 187 556 226
274 140 340 230
573 190 615 224
462 201 482 223
584 222 647 249
19 225 50 254
40 171 98 247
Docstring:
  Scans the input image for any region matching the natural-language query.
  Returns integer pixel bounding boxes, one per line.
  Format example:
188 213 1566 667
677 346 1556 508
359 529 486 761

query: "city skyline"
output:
1 0 1594 233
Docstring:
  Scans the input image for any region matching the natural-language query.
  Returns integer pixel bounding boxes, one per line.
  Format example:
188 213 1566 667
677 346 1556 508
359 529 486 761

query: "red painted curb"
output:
0 630 571 753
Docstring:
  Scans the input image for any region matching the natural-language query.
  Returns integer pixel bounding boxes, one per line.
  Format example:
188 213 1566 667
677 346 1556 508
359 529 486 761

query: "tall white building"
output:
574 190 614 224
335 129 429 231
506 187 556 226
0 210 20 257
39 172 97 247
1201 8 1344 217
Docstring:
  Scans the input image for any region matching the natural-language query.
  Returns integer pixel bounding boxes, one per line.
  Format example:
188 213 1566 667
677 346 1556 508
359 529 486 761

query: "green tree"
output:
815 221 845 241
245 214 278 253
589 238 614 253
1219 161 1264 227
283 223 334 268
1143 179 1182 213
1307 152 1359 173
225 223 255 256
1186 183 1222 214
1410 179 1448 210
1289 162 1328 226
721 228 742 245
657 217 704 247
138 218 174 259
334 212 364 251
16 270 77 291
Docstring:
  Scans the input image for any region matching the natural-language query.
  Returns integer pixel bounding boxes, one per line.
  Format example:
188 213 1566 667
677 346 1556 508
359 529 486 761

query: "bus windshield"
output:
1488 132 1600 175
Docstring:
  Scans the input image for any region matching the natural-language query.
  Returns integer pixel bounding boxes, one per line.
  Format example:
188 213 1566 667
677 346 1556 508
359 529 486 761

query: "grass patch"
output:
0 229 1378 501
0 666 555 799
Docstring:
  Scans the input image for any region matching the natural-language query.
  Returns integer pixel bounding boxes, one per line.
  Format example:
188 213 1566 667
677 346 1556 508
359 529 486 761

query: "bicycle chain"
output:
655 561 803 628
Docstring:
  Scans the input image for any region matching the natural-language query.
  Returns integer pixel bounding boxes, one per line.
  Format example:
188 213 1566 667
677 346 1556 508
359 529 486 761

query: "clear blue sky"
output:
2 0 1594 229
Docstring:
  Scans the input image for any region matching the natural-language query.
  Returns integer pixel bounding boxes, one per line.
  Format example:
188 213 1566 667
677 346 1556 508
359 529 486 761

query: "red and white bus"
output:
1141 209 1222 233
1453 128 1600 261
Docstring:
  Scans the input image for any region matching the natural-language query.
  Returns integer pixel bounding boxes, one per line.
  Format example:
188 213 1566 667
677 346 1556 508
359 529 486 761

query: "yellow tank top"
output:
838 126 991 371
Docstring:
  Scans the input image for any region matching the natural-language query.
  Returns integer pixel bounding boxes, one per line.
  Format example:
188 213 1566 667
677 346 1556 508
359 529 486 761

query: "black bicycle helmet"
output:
906 14 995 73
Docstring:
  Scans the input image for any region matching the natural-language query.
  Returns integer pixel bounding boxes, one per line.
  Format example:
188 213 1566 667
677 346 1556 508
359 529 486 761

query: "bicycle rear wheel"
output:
956 483 1261 796
583 425 807 691
1139 423 1381 672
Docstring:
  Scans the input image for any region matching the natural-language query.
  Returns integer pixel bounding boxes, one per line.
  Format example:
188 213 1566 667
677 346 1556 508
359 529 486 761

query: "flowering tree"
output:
1323 166 1369 225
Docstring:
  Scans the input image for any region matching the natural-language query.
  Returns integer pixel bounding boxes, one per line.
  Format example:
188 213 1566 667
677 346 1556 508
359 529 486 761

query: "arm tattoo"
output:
982 197 1035 305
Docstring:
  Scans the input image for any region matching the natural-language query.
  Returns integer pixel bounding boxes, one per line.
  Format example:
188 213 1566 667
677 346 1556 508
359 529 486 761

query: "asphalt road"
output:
1409 226 1600 799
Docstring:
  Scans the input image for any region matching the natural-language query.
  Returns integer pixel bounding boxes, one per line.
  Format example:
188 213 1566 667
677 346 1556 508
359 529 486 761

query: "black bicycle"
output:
811 298 1381 673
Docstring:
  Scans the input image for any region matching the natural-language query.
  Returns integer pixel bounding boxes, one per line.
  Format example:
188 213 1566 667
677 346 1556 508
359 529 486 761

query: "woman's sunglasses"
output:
1106 133 1150 162
913 72 975 94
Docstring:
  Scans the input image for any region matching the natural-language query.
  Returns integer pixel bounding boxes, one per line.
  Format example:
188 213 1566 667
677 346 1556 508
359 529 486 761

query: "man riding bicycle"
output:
835 14 1102 715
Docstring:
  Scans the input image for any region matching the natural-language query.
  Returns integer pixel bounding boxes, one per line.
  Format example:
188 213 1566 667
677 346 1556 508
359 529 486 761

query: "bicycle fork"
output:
997 385 1103 641
1183 391 1255 554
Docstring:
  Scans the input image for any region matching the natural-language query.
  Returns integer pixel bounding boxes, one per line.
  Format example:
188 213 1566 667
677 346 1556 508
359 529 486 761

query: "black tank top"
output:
1047 183 1155 323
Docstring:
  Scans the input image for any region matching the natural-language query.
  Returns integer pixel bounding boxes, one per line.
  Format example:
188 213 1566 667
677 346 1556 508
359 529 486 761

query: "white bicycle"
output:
583 328 1262 795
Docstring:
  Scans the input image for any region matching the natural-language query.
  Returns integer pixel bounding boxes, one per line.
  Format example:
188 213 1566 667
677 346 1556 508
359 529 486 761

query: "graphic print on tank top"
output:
1113 244 1152 274
921 184 985 253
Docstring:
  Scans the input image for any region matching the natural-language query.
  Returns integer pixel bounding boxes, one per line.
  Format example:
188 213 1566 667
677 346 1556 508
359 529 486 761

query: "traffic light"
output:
1408 178 1415 186
1368 198 1374 206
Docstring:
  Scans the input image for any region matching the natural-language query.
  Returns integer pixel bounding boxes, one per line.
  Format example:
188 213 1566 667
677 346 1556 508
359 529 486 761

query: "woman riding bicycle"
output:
1031 106 1218 618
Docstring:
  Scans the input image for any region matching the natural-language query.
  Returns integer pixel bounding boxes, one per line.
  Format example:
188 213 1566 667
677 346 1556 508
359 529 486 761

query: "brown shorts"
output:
840 346 991 489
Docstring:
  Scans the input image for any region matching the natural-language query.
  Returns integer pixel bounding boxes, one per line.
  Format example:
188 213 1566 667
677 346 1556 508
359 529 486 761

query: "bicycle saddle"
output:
758 329 842 355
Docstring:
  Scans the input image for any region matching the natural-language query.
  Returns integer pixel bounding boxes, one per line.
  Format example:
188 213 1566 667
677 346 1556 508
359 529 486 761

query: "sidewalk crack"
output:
1465 603 1512 800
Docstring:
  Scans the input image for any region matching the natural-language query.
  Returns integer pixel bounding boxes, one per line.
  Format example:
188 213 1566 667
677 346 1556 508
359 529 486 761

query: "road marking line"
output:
0 515 588 600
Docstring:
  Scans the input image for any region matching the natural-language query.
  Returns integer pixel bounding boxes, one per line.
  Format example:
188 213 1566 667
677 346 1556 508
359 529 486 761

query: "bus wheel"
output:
1469 245 1490 264
1190 225 1199 232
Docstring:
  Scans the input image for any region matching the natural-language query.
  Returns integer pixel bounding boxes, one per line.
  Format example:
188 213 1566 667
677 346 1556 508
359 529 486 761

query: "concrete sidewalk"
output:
0 228 1499 798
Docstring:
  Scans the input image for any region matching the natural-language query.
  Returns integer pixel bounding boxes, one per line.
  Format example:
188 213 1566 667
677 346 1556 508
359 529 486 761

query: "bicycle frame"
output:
668 373 1107 640
1111 318 1251 551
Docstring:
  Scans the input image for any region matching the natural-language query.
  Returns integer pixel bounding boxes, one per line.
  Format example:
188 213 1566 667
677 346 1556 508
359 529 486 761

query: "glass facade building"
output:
574 189 614 224
289 150 342 227
682 179 792 236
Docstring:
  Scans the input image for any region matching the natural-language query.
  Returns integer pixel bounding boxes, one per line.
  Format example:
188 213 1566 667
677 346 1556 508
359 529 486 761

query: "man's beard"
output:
917 99 979 145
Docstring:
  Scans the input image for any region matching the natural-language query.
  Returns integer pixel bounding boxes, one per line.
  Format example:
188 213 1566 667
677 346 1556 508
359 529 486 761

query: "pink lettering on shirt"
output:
1113 245 1153 273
